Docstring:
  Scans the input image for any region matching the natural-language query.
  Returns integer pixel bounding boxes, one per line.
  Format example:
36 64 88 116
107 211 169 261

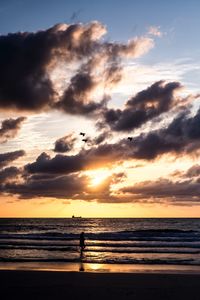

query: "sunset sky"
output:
1 0 200 217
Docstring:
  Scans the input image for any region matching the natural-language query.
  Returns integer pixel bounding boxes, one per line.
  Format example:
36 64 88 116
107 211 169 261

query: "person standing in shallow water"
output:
79 232 85 272
80 232 85 254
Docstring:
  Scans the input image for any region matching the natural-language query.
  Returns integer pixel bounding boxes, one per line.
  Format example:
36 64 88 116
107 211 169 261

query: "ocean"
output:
1 218 200 266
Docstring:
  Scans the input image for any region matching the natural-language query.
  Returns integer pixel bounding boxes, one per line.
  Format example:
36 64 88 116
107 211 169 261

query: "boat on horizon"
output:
72 215 82 219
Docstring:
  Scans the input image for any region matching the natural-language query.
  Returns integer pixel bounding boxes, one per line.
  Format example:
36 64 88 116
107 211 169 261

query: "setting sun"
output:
88 169 111 187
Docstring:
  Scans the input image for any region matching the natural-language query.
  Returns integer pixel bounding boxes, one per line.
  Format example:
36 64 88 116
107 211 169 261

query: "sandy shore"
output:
1 270 200 300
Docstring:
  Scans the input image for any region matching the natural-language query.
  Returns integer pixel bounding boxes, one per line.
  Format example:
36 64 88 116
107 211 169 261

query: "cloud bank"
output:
0 21 200 207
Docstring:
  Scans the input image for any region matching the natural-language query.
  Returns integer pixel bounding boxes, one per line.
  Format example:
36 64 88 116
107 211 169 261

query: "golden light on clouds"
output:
1 19 200 218
88 169 111 187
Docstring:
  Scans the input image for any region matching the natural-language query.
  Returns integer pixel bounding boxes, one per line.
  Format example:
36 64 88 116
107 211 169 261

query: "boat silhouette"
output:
72 215 82 219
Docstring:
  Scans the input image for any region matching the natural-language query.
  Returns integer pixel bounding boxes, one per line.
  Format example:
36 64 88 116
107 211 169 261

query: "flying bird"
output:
80 132 85 136
128 137 133 141
82 139 88 143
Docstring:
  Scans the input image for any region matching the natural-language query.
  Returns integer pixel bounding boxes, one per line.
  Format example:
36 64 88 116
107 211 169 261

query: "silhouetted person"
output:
79 233 85 271
80 231 85 253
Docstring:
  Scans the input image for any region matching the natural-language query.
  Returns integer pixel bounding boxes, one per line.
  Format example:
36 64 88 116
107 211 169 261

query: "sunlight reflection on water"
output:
2 262 200 274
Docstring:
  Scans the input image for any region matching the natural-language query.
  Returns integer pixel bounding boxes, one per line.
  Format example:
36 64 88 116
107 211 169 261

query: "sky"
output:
1 0 200 217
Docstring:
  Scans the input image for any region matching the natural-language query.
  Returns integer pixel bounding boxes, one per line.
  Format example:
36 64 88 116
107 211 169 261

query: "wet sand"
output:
1 270 200 300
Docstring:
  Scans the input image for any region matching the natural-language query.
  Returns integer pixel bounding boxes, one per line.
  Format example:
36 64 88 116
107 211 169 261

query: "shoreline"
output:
1 261 200 274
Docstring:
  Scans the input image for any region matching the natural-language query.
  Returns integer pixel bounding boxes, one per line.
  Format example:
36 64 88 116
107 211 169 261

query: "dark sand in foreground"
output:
1 270 200 300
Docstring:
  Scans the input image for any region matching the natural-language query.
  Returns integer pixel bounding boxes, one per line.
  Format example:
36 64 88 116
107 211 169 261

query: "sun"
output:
88 169 110 187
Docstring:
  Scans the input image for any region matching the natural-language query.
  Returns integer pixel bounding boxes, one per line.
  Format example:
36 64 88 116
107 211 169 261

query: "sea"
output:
1 218 200 268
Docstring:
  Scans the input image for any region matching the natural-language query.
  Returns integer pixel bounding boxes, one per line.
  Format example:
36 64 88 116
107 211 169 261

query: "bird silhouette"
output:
80 132 85 136
128 137 133 141
82 139 88 143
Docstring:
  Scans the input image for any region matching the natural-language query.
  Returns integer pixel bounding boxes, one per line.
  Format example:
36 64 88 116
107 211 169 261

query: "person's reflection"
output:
79 250 85 271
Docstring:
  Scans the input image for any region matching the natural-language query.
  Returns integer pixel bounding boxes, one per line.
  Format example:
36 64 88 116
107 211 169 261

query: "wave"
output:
0 257 199 266
1 244 200 254
0 237 200 248
0 229 199 242
119 229 197 235
1 224 92 233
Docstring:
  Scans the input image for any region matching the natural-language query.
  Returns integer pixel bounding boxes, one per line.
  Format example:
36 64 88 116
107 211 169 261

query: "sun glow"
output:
88 169 110 186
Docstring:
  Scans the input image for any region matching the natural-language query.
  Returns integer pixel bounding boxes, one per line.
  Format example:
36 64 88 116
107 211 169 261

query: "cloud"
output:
0 166 20 184
129 105 200 159
4 173 88 199
55 71 107 115
0 139 129 200
3 153 200 204
103 80 182 131
25 152 84 174
2 166 125 201
185 165 200 178
120 178 200 205
83 130 112 146
132 131 182 160
172 164 200 179
0 21 154 116
0 117 26 143
0 150 25 168
25 141 127 175
22 104 200 180
25 103 200 178
3 21 200 206
148 26 163 37
3 131 200 203
93 131 112 145
54 133 77 153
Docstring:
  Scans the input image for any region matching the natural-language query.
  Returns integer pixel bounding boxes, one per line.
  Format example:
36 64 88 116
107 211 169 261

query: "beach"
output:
2 269 200 300
2 218 200 299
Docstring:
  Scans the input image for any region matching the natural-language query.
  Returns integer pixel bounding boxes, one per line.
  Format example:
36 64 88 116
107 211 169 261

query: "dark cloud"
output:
0 117 26 143
84 130 112 146
93 131 112 145
0 150 25 168
0 28 55 111
185 165 200 178
55 71 106 115
171 164 200 179
131 108 200 160
0 166 20 184
127 80 181 108
25 141 127 175
166 108 200 141
0 22 110 112
4 173 88 199
121 178 200 205
25 152 84 174
0 22 153 116
104 81 182 131
54 133 77 153
132 132 182 160
0 22 103 112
